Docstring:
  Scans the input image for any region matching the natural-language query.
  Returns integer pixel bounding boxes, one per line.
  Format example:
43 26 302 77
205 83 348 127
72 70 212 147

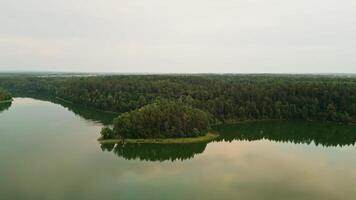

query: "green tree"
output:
100 127 114 139
112 100 211 139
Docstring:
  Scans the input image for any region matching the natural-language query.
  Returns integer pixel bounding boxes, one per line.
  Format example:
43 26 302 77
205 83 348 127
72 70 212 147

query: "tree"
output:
100 127 114 139
327 103 337 121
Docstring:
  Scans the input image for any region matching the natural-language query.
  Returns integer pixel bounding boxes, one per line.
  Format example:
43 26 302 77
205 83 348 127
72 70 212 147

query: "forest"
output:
0 87 12 102
111 100 211 139
0 74 355 138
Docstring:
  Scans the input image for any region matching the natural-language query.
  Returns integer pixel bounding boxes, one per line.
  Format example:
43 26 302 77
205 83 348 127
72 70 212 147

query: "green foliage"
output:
1 74 356 124
100 127 114 139
0 87 11 101
113 100 211 139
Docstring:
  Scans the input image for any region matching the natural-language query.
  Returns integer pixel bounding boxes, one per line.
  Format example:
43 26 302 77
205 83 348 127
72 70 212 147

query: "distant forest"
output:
0 74 355 124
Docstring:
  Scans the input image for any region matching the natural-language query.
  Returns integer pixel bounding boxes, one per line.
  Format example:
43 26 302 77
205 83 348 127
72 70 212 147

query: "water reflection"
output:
100 142 208 162
51 98 117 125
216 121 356 147
13 94 116 125
101 121 356 161
0 102 12 113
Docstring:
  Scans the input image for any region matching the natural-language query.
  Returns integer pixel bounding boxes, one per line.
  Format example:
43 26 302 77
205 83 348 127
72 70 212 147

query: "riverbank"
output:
98 132 219 144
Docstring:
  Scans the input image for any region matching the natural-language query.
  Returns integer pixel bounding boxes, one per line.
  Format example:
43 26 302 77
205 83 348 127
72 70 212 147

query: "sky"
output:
0 0 355 73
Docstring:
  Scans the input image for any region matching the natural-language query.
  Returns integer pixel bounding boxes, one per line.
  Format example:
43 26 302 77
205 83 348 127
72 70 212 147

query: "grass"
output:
98 132 219 144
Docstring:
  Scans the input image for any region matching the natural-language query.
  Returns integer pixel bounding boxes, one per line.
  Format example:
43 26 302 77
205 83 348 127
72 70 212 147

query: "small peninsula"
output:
99 100 218 144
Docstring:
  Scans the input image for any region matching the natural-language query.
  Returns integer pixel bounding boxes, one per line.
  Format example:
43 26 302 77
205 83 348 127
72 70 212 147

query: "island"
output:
98 100 219 144
0 87 12 103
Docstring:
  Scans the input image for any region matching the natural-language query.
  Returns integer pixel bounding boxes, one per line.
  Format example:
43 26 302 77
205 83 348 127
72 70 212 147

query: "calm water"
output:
1 98 356 200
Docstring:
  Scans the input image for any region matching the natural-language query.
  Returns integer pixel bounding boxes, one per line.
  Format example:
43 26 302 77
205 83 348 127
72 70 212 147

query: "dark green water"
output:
1 98 356 200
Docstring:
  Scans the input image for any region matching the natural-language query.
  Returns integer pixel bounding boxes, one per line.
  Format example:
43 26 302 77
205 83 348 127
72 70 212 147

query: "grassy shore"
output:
98 132 219 144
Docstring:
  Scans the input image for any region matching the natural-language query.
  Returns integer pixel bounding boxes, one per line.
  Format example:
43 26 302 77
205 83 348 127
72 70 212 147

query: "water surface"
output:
1 98 356 200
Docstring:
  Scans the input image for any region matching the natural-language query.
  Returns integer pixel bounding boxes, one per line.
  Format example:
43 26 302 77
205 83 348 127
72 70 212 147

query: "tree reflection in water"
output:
100 142 208 162
100 121 356 162
11 94 116 125
215 121 356 147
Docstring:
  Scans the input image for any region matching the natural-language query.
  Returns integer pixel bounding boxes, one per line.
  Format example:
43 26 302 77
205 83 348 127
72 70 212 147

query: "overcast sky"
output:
0 0 355 73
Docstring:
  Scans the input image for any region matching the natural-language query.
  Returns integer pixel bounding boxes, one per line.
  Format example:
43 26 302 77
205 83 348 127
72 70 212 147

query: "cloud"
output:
0 0 355 73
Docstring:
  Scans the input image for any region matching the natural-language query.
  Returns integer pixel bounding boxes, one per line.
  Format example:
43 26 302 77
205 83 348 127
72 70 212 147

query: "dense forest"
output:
0 74 355 139
0 87 12 102
1 75 355 122
110 100 211 139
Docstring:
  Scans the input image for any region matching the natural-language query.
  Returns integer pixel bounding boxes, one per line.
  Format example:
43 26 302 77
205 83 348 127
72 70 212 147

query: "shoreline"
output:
98 132 219 144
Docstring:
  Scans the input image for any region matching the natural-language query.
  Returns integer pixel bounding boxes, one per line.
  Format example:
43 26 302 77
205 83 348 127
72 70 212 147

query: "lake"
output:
1 98 356 200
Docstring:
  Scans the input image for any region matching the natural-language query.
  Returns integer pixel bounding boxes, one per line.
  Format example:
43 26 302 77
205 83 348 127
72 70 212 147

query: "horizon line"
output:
0 70 355 75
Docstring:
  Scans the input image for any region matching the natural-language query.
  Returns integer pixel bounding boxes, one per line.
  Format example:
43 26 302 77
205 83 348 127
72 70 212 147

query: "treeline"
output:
0 87 12 101
0 75 356 124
